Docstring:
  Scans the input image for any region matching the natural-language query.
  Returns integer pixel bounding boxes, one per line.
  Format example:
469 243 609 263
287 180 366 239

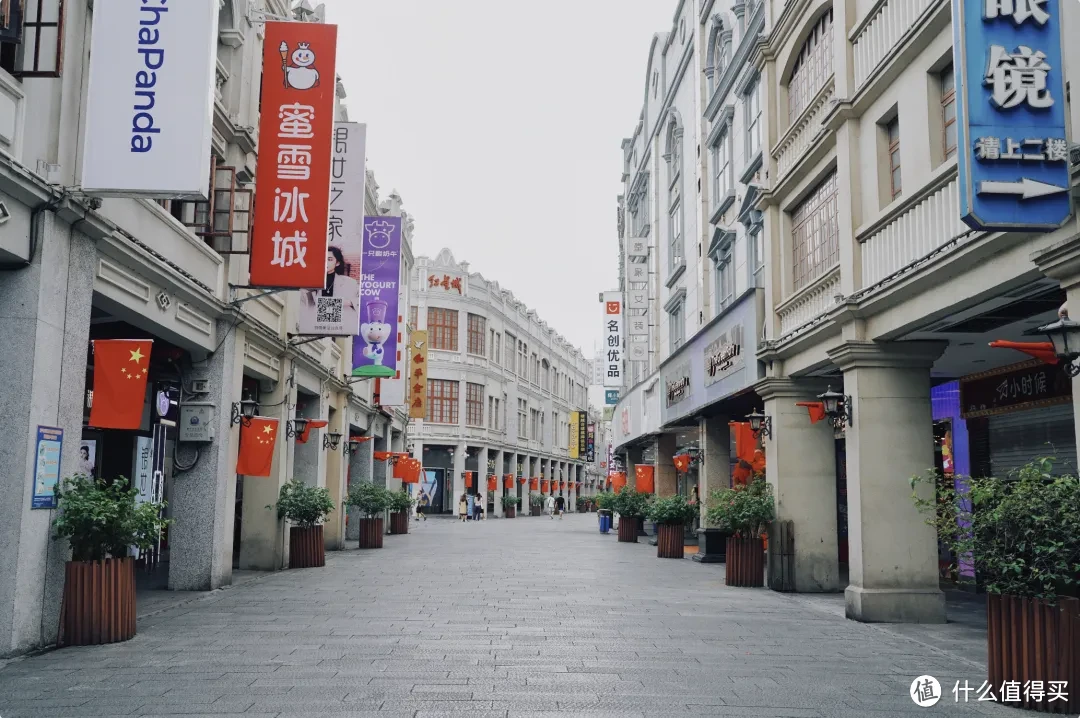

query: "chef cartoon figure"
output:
360 300 391 366
279 41 320 90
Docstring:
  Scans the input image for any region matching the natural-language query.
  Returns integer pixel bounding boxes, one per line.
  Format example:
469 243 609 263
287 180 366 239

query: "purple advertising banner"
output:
351 216 401 378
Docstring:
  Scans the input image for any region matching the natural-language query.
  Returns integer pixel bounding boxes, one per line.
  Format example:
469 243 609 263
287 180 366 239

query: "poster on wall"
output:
78 440 97 479
352 217 402 378
297 122 367 336
80 0 219 197
31 426 64 509
407 330 429 419
249 21 339 288
603 292 623 387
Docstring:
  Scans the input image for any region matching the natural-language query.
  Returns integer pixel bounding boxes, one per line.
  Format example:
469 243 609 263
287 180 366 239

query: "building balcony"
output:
851 0 940 92
776 265 842 338
774 77 835 183
857 168 973 292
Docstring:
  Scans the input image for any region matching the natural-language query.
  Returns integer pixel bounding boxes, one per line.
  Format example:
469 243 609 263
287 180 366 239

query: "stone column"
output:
477 446 489 518
324 402 347 550
386 429 404 494
699 417 730 523
0 220 95 655
292 395 323 488
345 433 374 540
239 360 294 570
1031 238 1080 452
493 449 504 517
452 441 466 508
757 377 841 593
372 425 388 487
828 341 947 623
169 318 246 591
655 434 677 497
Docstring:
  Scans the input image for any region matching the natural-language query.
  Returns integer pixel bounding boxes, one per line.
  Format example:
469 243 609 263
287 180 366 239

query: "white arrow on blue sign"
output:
954 0 1072 231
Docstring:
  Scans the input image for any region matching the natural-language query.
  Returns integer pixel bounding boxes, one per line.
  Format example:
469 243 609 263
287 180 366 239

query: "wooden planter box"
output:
725 535 765 587
530 505 541 516
505 506 516 518
358 517 384 549
987 594 1079 713
289 526 325 568
389 512 409 535
693 528 730 564
656 523 684 559
60 557 136 647
617 517 639 543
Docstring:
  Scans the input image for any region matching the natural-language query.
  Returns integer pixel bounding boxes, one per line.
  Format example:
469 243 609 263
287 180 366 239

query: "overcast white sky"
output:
319 0 676 358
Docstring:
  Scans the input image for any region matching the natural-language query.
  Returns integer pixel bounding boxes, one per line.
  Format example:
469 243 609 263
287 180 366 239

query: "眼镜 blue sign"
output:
954 0 1071 231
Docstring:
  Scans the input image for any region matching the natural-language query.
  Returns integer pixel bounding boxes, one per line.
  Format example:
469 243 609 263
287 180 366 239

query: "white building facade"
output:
0 0 413 656
408 249 594 516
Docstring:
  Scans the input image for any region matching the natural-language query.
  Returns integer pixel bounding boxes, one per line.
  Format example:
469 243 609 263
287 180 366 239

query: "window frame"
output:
517 398 528 438
669 301 685 352
668 196 683 268
715 243 735 312
790 171 840 292
465 382 484 427
941 65 957 160
887 117 902 199
712 128 731 206
787 9 834 125
745 83 762 158
466 313 486 356
427 307 459 351
426 379 459 425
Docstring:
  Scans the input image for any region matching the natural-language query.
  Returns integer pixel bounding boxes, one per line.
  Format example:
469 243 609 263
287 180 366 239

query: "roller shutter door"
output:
987 404 1076 477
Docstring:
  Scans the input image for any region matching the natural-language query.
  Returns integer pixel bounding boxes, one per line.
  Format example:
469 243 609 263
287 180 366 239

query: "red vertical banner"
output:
634 466 654 494
249 22 338 288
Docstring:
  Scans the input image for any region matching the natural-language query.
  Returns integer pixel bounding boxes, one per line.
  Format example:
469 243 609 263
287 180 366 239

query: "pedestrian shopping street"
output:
0 515 1015 718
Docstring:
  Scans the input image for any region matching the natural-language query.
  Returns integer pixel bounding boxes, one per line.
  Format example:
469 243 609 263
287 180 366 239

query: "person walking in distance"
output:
458 494 468 523
545 493 555 519
417 492 428 521
554 494 565 520
466 491 475 521
474 492 485 521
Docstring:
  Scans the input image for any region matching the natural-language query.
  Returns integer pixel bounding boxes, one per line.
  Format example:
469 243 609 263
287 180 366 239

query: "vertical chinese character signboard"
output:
297 122 366 335
408 330 429 419
352 217 402 378
603 292 623 387
569 411 580 459
585 423 596 462
251 22 338 288
954 0 1070 231
578 413 589 459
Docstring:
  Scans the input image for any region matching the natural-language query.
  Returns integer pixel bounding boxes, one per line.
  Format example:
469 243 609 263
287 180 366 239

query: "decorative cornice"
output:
755 376 832 401
827 341 947 371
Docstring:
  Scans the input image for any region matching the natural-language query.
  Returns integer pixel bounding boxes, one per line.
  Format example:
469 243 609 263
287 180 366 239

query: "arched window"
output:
665 119 684 267
787 8 834 125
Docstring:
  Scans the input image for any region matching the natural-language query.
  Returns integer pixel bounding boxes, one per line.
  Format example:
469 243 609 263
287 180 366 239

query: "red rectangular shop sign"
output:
249 21 338 288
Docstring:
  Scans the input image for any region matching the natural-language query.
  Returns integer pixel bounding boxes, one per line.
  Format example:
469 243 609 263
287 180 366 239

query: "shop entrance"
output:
420 468 445 514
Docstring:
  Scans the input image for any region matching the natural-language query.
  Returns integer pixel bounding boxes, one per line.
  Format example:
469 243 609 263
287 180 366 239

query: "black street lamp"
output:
1029 317 1080 377
745 409 772 439
817 386 852 430
322 432 342 451
230 398 259 427
286 417 309 438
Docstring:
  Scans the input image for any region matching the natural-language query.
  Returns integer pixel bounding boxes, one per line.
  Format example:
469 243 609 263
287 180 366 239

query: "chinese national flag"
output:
89 339 153 430
236 418 279 477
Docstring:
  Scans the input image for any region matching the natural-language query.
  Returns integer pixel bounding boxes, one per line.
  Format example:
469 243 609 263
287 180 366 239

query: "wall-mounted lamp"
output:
230 398 259 426
322 432 342 451
817 386 852 430
1028 317 1080 377
286 417 309 438
746 409 772 439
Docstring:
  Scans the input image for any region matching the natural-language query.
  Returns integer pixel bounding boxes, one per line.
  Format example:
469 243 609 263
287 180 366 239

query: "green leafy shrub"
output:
53 474 170 562
345 481 391 518
911 458 1080 601
647 494 699 526
501 494 520 509
528 493 544 507
387 489 416 514
611 488 652 518
268 479 335 528
594 491 616 511
706 478 774 538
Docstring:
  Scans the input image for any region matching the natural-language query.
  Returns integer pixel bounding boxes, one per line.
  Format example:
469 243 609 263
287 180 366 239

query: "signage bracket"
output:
228 286 291 307
286 335 326 348
246 8 293 24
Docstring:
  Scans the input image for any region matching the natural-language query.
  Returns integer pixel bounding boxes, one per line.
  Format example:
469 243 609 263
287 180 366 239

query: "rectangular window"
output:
791 171 839 291
669 199 683 268
745 84 762 158
530 409 540 441
541 361 550 391
750 226 764 286
532 354 539 384
517 340 528 378
427 307 459 351
887 117 902 199
716 245 734 312
426 379 459 424
409 306 418 329
712 130 730 205
941 65 957 160
494 332 501 364
504 333 515 369
788 9 833 124
669 302 685 352
517 398 528 438
467 313 486 355
466 382 484 426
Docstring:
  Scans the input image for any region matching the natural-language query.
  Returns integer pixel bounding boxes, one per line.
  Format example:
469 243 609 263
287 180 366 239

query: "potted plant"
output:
912 459 1079 712
707 477 773 587
528 493 543 516
387 489 415 535
647 495 698 559
576 495 588 513
612 489 652 543
595 491 615 533
501 494 520 518
269 479 335 568
53 474 169 646
345 481 391 549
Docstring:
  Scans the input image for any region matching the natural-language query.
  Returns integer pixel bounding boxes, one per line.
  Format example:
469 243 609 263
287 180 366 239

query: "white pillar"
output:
758 377 841 593
829 341 947 623
699 417 729 524
452 441 466 509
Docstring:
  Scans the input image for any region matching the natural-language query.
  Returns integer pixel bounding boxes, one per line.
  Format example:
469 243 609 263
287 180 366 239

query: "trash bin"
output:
598 509 612 534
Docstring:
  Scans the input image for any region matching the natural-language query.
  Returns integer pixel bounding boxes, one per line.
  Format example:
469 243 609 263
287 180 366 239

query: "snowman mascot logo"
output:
360 300 391 366
279 41 320 90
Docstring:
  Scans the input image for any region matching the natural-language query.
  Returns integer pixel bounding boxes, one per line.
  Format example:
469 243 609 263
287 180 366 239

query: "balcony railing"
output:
852 0 936 91
859 173 971 289
775 77 835 181
777 265 841 337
